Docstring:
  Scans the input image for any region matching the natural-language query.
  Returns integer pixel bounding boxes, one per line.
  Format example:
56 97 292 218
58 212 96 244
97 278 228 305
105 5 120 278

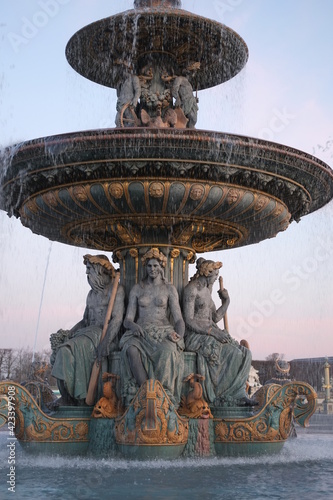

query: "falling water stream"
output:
31 242 52 363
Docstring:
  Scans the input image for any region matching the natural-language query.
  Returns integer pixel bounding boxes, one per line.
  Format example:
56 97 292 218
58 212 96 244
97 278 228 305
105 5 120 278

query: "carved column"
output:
323 359 333 414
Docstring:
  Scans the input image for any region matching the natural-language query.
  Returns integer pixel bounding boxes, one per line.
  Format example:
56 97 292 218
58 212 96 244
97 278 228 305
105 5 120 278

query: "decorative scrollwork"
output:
215 382 317 443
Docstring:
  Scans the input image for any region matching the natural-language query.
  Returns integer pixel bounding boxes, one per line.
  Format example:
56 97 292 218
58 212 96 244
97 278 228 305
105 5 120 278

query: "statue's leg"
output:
187 112 197 129
127 345 148 386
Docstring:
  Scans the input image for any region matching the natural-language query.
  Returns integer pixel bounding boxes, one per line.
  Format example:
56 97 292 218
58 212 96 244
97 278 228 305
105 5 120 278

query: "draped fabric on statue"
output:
51 327 102 401
185 332 252 403
120 324 184 405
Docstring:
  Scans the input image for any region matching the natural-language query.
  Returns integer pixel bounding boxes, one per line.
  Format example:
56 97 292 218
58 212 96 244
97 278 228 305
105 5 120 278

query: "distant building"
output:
253 357 333 392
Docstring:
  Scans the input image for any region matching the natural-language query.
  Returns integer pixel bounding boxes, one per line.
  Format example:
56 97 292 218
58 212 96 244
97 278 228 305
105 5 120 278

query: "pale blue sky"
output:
0 0 333 360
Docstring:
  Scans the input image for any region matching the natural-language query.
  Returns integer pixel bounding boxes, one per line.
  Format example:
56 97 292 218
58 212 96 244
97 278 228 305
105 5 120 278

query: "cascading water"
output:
1 2 333 495
31 242 53 363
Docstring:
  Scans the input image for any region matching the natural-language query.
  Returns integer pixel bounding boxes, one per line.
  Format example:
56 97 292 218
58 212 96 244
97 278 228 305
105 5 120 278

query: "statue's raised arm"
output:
183 258 255 407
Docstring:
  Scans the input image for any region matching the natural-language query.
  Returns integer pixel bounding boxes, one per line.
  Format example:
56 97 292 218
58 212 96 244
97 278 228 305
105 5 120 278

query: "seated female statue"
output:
51 255 125 405
183 258 253 406
119 248 185 405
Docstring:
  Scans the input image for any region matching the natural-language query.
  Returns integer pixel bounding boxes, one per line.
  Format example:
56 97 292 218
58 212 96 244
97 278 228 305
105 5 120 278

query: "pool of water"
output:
1 430 332 499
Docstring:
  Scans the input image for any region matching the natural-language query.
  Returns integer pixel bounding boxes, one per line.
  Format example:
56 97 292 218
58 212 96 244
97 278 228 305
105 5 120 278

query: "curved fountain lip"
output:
1 127 332 253
65 8 249 91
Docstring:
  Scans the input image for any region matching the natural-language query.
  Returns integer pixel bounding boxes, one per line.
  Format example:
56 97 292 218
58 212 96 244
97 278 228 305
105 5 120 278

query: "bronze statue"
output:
115 67 141 127
183 258 254 406
119 248 185 405
51 255 125 405
172 71 198 128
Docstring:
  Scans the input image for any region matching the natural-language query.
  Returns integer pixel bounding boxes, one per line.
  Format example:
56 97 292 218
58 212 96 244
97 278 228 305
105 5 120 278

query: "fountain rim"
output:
1 127 333 254
1 126 331 172
1 127 333 218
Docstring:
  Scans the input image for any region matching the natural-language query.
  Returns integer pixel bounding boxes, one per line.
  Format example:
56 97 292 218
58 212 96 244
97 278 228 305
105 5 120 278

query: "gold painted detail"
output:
109 183 124 199
170 249 180 258
215 382 317 443
115 380 188 445
149 182 164 198
0 382 89 443
190 184 205 201
21 178 291 252
43 191 58 207
92 373 123 419
254 194 270 211
226 188 241 205
178 374 213 419
72 185 89 202
170 249 180 284
113 223 142 245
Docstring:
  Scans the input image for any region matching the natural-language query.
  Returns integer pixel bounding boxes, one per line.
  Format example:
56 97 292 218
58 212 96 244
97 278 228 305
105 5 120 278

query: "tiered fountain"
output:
0 0 331 458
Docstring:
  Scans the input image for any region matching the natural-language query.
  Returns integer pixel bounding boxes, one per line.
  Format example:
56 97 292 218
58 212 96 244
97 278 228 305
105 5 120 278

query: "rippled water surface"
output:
1 431 333 499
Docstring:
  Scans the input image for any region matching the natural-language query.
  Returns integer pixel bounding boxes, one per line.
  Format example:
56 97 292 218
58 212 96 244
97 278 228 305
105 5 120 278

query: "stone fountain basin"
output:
1 128 332 253
65 7 248 91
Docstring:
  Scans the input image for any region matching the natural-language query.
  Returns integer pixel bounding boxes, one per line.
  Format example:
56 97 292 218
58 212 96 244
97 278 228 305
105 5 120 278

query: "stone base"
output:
88 419 117 456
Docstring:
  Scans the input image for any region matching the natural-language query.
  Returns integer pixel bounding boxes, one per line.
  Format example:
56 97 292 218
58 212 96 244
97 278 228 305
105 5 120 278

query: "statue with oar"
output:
51 255 125 406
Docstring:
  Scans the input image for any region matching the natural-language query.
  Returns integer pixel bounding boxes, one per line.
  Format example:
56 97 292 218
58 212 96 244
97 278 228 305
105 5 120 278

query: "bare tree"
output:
0 349 17 379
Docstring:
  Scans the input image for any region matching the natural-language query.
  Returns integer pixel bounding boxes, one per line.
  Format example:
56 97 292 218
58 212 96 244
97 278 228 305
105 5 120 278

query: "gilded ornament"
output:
254 195 269 211
92 373 123 419
170 249 180 258
178 374 213 419
129 248 139 258
214 382 317 444
43 191 58 207
149 182 164 198
72 185 88 202
190 184 204 200
227 189 241 205
141 248 167 267
115 380 188 446
109 183 124 199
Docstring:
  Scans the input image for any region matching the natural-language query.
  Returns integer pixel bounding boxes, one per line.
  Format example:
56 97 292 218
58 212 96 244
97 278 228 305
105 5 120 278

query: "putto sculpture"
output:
0 0 329 457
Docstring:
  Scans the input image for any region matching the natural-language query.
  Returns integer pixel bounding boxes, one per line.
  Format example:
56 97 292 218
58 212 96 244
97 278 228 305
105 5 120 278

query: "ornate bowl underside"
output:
65 8 248 91
1 128 332 253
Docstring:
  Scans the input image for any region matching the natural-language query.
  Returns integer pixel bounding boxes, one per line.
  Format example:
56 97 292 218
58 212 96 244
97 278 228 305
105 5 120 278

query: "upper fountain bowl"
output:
65 5 248 91
134 0 182 7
